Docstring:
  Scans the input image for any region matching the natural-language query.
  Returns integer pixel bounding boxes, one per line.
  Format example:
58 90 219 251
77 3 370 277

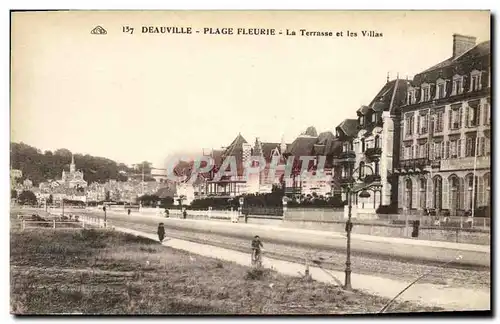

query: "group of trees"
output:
10 142 155 186
15 190 37 205
136 194 174 208
188 185 347 210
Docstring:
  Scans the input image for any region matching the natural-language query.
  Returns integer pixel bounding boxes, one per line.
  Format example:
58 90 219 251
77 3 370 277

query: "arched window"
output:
405 178 413 209
449 175 461 214
465 173 478 211
483 173 490 207
433 176 443 210
419 178 427 209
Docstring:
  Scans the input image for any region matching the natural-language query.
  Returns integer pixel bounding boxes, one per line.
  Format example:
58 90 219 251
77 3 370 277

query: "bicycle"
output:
251 248 263 267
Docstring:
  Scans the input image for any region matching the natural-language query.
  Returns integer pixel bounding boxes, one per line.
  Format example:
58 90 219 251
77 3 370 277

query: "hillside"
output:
10 142 154 186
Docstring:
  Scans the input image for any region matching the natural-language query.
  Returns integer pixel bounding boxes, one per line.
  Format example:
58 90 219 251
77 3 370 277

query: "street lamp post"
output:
103 205 107 228
343 164 375 290
344 187 353 289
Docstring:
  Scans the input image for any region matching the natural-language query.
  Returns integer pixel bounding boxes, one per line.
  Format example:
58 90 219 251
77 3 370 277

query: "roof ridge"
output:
453 39 490 62
388 77 399 115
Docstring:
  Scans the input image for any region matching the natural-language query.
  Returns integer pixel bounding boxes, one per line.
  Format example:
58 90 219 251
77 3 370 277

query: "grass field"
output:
10 228 443 315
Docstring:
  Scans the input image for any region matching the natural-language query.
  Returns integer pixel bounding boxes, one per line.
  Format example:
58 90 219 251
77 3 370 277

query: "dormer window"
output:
435 79 446 99
407 89 416 105
342 142 351 152
470 70 482 92
421 84 431 102
452 75 464 95
371 113 376 123
359 116 365 126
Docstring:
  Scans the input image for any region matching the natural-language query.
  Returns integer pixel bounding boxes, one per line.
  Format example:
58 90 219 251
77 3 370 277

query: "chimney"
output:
453 34 476 58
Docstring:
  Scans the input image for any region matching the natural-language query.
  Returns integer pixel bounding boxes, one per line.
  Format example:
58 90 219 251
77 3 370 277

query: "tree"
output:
134 161 153 175
54 148 72 157
105 190 111 201
10 189 17 199
18 190 37 205
177 195 187 207
10 141 137 186
137 194 160 207
47 194 53 204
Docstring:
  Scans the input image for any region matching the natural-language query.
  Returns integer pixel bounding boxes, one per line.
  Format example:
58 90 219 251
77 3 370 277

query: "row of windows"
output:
407 71 487 105
353 136 381 153
359 112 381 127
404 102 490 136
340 161 380 177
402 136 491 160
403 174 490 210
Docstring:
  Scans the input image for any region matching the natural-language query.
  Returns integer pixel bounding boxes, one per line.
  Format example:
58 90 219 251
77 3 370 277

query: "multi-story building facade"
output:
333 119 358 201
350 78 409 213
395 34 491 216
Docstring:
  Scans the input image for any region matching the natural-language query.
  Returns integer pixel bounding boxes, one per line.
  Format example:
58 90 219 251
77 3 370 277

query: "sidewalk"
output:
109 210 489 253
115 226 490 311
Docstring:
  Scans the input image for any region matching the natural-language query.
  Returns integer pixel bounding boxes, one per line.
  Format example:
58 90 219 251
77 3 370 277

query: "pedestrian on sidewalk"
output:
157 223 165 243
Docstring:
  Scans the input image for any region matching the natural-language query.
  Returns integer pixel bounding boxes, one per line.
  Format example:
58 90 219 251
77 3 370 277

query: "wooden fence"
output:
20 215 112 231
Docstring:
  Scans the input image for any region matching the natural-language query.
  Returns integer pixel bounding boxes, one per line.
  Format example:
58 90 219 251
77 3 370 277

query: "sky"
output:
10 10 490 168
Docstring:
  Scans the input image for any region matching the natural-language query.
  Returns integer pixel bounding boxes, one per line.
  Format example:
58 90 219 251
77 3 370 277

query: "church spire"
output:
70 153 75 173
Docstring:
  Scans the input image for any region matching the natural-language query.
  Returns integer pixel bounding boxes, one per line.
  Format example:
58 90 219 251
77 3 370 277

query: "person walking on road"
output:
157 222 165 243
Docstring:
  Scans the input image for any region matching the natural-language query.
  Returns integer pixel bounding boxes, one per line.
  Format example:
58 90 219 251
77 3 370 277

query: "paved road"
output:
115 226 490 311
66 208 490 268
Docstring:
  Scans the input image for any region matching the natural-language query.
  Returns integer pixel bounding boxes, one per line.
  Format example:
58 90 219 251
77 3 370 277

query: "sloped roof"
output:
253 139 282 159
219 134 248 176
413 40 490 86
337 119 358 138
222 133 247 158
303 126 318 137
317 131 334 143
357 105 371 115
366 78 409 115
286 136 318 156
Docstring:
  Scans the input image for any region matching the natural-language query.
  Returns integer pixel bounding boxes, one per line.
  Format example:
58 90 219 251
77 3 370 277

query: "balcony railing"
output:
398 158 430 171
284 187 302 194
440 156 490 171
364 174 381 183
335 150 356 163
364 147 382 158
430 159 441 168
339 176 355 184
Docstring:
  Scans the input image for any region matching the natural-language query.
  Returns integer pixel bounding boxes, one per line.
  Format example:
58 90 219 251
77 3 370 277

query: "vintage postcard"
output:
10 10 491 315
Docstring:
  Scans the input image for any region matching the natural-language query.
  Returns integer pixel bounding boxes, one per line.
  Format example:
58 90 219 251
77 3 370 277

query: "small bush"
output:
376 204 398 214
245 268 269 281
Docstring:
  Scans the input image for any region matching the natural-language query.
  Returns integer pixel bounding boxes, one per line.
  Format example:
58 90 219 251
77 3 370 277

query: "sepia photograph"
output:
9 10 491 316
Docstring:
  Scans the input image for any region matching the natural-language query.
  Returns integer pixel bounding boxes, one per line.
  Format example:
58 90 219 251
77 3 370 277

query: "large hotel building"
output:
394 34 491 216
